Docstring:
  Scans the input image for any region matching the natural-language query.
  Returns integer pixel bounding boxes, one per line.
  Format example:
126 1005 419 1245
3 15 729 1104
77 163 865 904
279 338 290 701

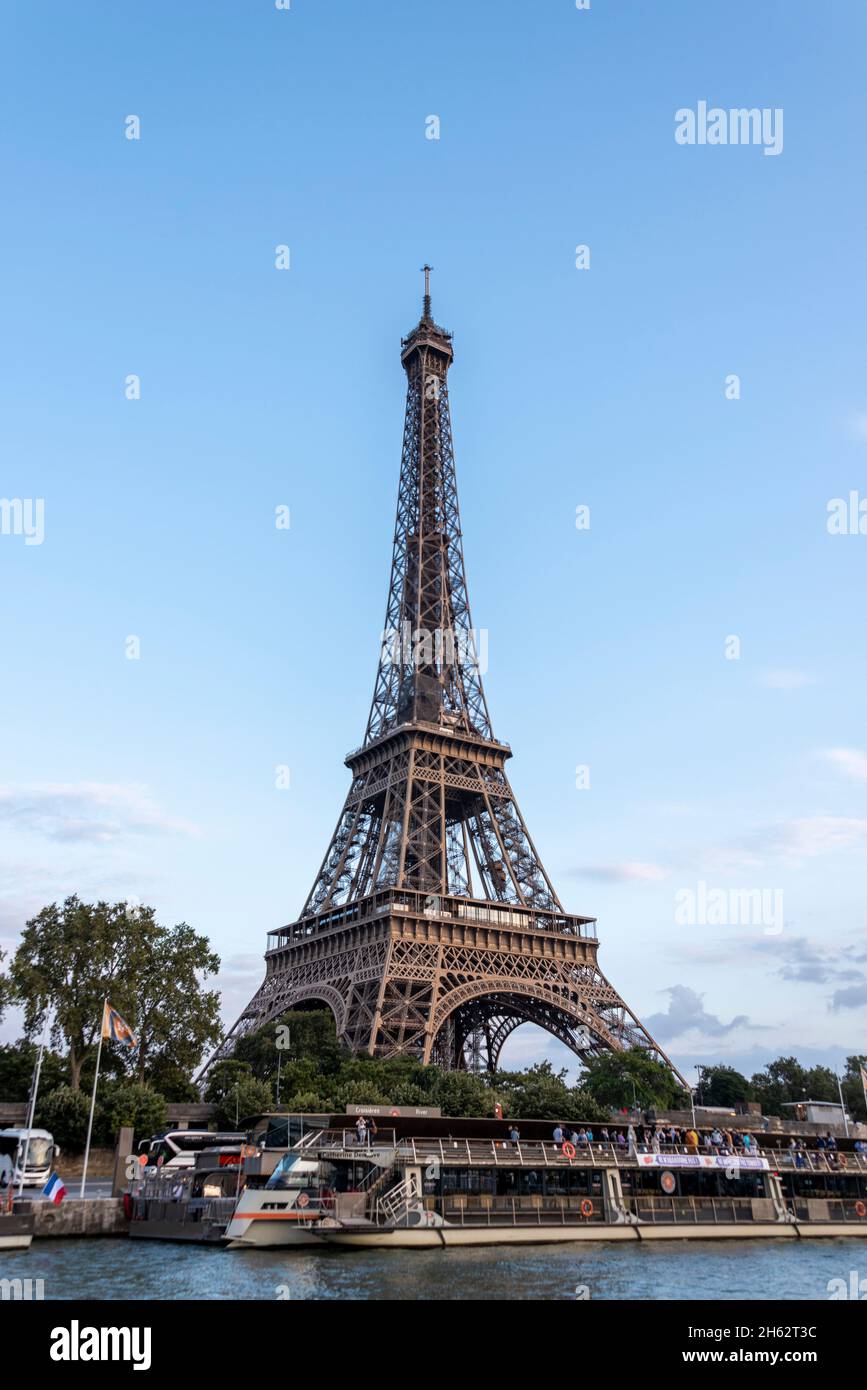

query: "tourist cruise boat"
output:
223 1114 867 1250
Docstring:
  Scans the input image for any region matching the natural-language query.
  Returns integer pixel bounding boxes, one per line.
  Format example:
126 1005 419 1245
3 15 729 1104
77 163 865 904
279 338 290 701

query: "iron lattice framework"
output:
213 274 684 1083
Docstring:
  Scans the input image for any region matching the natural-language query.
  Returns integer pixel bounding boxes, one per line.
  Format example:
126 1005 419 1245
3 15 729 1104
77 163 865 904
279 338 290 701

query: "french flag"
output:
43 1173 66 1205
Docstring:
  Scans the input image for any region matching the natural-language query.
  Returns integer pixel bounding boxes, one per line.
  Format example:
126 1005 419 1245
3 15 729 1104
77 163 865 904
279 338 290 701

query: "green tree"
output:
492 1061 605 1122
144 1057 202 1104
234 1009 345 1086
697 1065 753 1107
130 921 221 1085
36 1086 92 1151
204 1060 273 1129
801 1065 841 1104
10 896 220 1091
750 1056 809 1115
331 1079 392 1109
96 1081 167 1146
389 1082 430 1108
0 1041 67 1102
842 1055 867 1122
578 1048 687 1112
282 1090 332 1114
429 1070 492 1117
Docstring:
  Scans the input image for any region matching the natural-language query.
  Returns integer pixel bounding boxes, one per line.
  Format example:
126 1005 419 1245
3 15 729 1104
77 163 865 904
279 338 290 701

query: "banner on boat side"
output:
344 1104 442 1118
636 1153 769 1170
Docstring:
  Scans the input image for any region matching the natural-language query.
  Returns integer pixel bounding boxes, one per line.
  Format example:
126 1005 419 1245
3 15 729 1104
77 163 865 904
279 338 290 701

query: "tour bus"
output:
0 1128 57 1187
137 1129 247 1171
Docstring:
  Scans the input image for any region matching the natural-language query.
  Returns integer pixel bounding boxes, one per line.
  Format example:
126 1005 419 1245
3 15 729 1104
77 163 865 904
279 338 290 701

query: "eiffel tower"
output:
215 272 683 1081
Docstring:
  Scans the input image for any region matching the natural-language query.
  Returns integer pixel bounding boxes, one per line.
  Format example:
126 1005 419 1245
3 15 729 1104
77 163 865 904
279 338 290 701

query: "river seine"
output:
11 1237 867 1301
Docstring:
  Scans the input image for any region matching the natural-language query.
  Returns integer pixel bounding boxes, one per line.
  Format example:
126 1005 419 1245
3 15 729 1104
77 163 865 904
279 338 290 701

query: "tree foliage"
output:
36 1086 92 1151
697 1065 753 1107
9 896 221 1090
0 1041 67 1103
95 1081 167 1147
749 1056 840 1115
842 1055 867 1122
203 1060 273 1129
230 1014 636 1121
493 1062 608 1122
577 1048 688 1112
35 1080 167 1151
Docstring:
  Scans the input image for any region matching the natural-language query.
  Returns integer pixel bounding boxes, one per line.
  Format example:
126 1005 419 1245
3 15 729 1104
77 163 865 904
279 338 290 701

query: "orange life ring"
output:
854 1200 866 1218
296 1191 310 1209
562 1141 576 1159
838 1154 847 1169
580 1198 593 1217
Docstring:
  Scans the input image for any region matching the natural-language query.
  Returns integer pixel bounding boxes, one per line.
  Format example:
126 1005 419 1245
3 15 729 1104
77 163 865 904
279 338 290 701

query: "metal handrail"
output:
288 1131 867 1174
628 1196 759 1225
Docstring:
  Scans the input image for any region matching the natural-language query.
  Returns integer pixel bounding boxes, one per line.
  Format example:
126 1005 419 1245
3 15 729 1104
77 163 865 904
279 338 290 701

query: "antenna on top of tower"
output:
421 263 432 319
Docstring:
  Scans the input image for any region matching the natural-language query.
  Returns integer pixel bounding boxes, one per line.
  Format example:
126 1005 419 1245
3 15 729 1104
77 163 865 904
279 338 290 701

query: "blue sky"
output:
2 1 866 1086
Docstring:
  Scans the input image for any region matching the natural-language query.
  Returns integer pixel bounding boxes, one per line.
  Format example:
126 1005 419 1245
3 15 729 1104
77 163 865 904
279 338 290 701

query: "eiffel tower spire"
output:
303 282 556 917
364 264 490 745
207 280 684 1083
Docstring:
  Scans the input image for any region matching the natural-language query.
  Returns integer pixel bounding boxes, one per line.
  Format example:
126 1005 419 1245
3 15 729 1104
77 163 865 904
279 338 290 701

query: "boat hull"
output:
313 1220 867 1249
129 1219 228 1244
225 1226 324 1249
0 1214 35 1250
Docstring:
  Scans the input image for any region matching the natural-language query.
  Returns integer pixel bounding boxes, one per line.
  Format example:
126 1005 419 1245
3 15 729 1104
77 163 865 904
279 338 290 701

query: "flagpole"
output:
837 1073 850 1138
18 1017 48 1200
80 999 106 1200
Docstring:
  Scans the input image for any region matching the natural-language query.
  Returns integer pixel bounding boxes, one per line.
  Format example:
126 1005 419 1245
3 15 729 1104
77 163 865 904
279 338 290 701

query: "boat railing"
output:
375 1177 419 1226
628 1196 762 1225
129 1193 238 1226
292 1131 867 1174
767 1148 867 1175
438 1195 606 1227
787 1197 867 1224
296 1128 398 1154
388 1138 777 1168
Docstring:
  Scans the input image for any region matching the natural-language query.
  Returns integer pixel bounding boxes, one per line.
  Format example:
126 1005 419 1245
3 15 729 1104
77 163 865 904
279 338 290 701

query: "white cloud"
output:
644 984 750 1042
577 861 670 883
821 747 867 782
704 816 867 872
829 983 867 1012
848 412 867 442
757 670 814 690
0 783 200 844
766 816 867 859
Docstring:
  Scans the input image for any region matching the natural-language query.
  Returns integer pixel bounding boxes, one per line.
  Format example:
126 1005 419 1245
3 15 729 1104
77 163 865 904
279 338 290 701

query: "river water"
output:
9 1237 867 1300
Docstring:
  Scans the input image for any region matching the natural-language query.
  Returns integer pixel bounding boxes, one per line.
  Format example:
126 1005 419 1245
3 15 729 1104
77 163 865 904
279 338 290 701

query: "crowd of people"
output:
785 1133 867 1168
538 1123 761 1156
536 1123 866 1163
350 1112 865 1162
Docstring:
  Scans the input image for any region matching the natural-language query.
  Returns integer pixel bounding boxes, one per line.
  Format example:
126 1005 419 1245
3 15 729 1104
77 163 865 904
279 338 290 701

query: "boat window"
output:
266 1157 341 1191
266 1154 302 1189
